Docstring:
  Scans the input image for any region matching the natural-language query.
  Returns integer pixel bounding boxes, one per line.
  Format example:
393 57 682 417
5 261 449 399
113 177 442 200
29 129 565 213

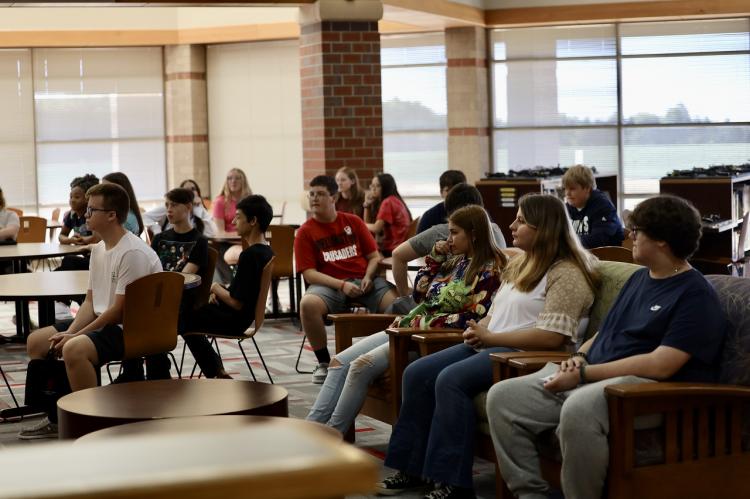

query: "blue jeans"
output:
384 343 515 489
306 330 390 433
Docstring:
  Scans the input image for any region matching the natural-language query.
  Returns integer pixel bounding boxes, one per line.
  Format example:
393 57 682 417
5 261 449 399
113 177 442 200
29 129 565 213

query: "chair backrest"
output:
267 225 295 279
590 245 634 264
407 216 420 239
17 216 47 243
248 256 276 336
122 272 184 359
7 207 23 217
273 201 287 225
193 246 219 310
706 275 750 385
584 260 642 341
51 207 61 222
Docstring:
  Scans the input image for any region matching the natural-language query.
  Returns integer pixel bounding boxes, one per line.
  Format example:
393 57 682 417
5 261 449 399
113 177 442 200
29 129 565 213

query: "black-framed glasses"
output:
86 206 112 217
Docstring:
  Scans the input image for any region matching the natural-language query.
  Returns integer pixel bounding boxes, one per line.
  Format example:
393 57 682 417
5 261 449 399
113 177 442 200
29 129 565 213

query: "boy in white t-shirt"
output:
19 183 162 439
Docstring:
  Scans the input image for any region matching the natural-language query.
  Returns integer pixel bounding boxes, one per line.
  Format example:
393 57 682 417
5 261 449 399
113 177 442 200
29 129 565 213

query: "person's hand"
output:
69 235 83 245
49 332 74 356
341 281 363 298
543 367 581 393
559 356 586 373
360 276 373 294
208 292 218 305
389 316 402 328
364 191 376 207
433 240 450 255
462 319 488 348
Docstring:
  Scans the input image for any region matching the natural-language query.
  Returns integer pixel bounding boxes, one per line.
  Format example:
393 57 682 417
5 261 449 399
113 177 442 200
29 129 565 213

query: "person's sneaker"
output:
375 471 429 496
424 484 476 499
311 363 329 384
18 417 58 440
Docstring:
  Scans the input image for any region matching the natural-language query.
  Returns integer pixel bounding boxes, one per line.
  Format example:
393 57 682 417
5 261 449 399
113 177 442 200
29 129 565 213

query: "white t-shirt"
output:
88 231 163 316
143 204 217 237
486 275 548 334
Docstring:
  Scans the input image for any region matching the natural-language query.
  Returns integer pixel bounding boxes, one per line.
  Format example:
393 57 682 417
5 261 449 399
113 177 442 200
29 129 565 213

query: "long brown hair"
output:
504 194 599 292
443 205 507 285
335 166 365 206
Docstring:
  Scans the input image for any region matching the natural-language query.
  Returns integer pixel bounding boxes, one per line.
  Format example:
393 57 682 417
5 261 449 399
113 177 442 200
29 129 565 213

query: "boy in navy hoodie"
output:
563 165 623 248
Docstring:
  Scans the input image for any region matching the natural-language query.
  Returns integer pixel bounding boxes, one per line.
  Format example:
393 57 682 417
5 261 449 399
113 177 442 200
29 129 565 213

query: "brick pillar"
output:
299 0 384 187
164 45 210 193
446 27 490 184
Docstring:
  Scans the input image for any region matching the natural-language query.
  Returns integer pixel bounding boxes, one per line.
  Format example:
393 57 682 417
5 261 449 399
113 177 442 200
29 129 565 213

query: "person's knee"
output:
348 353 376 381
377 288 397 311
558 398 593 440
300 294 327 320
27 327 55 358
329 357 343 369
62 337 95 365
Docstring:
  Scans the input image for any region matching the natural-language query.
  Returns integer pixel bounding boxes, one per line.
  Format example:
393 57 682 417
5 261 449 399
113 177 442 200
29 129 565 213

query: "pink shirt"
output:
212 195 238 232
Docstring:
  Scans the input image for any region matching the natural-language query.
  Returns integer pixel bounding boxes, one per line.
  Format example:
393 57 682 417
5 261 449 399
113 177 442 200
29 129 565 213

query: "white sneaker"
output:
312 363 329 384
18 417 58 440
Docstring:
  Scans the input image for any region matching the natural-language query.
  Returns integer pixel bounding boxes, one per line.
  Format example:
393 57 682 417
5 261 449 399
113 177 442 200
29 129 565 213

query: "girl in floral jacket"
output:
307 205 506 434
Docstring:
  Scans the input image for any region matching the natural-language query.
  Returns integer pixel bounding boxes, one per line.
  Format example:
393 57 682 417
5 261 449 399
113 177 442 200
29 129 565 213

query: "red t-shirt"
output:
377 195 410 252
294 212 378 280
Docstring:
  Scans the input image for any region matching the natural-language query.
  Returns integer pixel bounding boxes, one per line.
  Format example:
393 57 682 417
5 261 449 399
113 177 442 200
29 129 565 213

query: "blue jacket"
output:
566 189 624 248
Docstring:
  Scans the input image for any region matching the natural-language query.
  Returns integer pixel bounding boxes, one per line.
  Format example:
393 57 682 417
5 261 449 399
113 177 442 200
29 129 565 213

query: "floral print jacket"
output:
399 245 502 329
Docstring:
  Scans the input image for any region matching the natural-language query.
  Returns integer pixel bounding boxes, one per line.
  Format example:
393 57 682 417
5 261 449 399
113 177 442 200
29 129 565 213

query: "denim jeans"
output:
306 330 390 433
384 342 515 489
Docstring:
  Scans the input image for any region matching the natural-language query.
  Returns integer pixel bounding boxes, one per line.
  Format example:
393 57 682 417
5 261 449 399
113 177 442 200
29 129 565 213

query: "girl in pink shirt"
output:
212 168 252 233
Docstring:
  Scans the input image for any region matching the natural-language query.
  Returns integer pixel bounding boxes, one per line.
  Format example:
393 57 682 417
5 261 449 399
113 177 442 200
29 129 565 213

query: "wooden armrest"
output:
605 382 750 399
385 327 463 337
507 356 566 373
489 351 569 364
328 313 397 322
331 313 397 353
411 332 464 344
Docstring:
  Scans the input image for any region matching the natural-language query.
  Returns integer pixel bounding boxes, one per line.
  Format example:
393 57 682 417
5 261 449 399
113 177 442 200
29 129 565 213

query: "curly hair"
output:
629 195 701 260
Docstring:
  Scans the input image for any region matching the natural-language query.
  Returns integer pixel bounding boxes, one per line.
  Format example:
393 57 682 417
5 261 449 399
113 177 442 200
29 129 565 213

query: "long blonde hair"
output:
222 168 252 201
442 205 507 285
504 194 599 292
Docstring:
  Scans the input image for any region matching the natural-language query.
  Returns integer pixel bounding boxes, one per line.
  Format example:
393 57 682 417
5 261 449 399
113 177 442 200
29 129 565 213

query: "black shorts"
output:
54 319 124 365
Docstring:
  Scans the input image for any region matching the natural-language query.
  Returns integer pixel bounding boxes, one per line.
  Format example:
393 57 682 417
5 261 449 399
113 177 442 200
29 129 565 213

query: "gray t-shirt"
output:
0 209 20 240
409 222 507 256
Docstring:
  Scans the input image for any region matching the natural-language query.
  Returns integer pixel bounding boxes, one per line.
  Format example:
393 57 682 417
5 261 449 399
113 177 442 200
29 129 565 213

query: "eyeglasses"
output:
308 191 330 199
86 206 112 217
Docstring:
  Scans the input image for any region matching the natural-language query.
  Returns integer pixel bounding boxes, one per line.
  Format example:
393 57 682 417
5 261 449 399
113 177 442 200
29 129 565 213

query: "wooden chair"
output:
184 257 276 383
591 245 634 263
267 225 300 320
106 272 185 381
489 274 750 499
7 207 23 217
407 216 420 239
16 216 46 243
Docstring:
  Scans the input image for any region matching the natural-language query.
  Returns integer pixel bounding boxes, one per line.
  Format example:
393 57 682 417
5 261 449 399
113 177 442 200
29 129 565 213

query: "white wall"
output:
206 39 305 225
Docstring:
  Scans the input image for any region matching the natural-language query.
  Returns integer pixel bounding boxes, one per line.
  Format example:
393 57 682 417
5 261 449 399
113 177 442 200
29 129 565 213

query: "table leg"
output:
38 298 56 328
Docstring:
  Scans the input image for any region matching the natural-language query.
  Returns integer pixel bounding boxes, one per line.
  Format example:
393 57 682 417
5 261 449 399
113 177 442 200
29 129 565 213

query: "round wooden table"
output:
77 415 341 442
57 379 289 439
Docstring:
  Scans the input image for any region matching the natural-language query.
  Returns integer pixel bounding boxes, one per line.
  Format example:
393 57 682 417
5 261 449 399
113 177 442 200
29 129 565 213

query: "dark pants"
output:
384 343 515 488
179 303 248 378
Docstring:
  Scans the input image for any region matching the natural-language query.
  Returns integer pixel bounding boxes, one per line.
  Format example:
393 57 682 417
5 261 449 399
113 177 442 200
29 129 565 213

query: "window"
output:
490 19 750 203
33 47 166 208
381 33 448 213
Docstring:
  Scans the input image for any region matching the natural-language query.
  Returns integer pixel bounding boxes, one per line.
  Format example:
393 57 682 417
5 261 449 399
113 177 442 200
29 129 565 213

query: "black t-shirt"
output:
587 268 726 382
151 228 208 273
227 243 275 323
417 201 447 234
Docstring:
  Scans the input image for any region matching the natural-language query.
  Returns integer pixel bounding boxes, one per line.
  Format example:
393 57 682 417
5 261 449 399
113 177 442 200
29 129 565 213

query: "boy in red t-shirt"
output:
295 175 397 384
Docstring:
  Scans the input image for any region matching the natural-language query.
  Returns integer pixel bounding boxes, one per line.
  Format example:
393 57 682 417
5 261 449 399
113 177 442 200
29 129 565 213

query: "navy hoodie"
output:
566 189 624 248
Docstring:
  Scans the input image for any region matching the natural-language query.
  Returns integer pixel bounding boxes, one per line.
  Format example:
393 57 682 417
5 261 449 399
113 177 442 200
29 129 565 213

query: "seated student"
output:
391 183 508 302
307 205 506 434
378 194 599 499
487 195 727 499
56 174 101 273
143 179 217 238
334 166 365 218
180 194 274 379
363 173 412 257
213 168 253 284
102 172 145 237
0 186 20 273
563 164 624 248
417 170 466 234
116 187 209 382
19 183 162 439
296 175 397 384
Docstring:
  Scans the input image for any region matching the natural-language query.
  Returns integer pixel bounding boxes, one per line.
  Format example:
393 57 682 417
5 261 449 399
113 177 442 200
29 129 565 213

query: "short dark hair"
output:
165 188 205 234
309 175 338 196
237 194 274 232
444 183 484 215
439 170 467 190
86 183 130 225
630 195 702 260
71 173 99 193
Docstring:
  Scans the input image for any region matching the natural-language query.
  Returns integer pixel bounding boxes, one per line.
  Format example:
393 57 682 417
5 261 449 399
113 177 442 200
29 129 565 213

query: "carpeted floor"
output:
0 283 498 498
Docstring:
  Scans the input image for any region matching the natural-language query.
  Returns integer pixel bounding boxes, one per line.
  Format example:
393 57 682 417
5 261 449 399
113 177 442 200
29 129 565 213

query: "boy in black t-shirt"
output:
181 195 275 379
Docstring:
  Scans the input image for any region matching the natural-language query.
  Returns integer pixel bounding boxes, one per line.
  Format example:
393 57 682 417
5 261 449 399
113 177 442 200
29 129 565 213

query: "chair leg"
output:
295 334 313 374
106 361 122 384
252 337 273 384
179 341 187 376
236 339 257 382
0 364 19 408
167 352 181 379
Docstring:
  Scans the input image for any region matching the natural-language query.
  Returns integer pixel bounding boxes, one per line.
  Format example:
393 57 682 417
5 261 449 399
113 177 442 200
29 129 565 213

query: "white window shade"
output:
492 24 616 60
33 47 166 206
620 18 750 55
0 49 36 212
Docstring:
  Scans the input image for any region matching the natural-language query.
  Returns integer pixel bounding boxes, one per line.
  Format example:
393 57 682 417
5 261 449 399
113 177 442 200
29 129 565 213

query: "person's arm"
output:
209 282 243 310
301 268 364 299
466 322 567 350
58 224 78 244
212 197 226 232
367 219 385 234
391 240 419 297
580 202 623 248
0 220 19 240
183 262 199 274
74 294 126 336
142 205 166 229
63 291 96 335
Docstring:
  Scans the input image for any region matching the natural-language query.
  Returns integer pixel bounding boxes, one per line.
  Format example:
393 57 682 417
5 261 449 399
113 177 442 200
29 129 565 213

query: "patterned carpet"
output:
0 281 497 498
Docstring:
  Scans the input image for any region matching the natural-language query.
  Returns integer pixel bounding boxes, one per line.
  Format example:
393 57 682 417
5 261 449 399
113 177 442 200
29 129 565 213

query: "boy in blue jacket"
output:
563 165 624 248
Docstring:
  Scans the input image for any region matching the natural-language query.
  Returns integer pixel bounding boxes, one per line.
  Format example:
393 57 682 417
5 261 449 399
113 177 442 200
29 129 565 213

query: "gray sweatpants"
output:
486 363 653 499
